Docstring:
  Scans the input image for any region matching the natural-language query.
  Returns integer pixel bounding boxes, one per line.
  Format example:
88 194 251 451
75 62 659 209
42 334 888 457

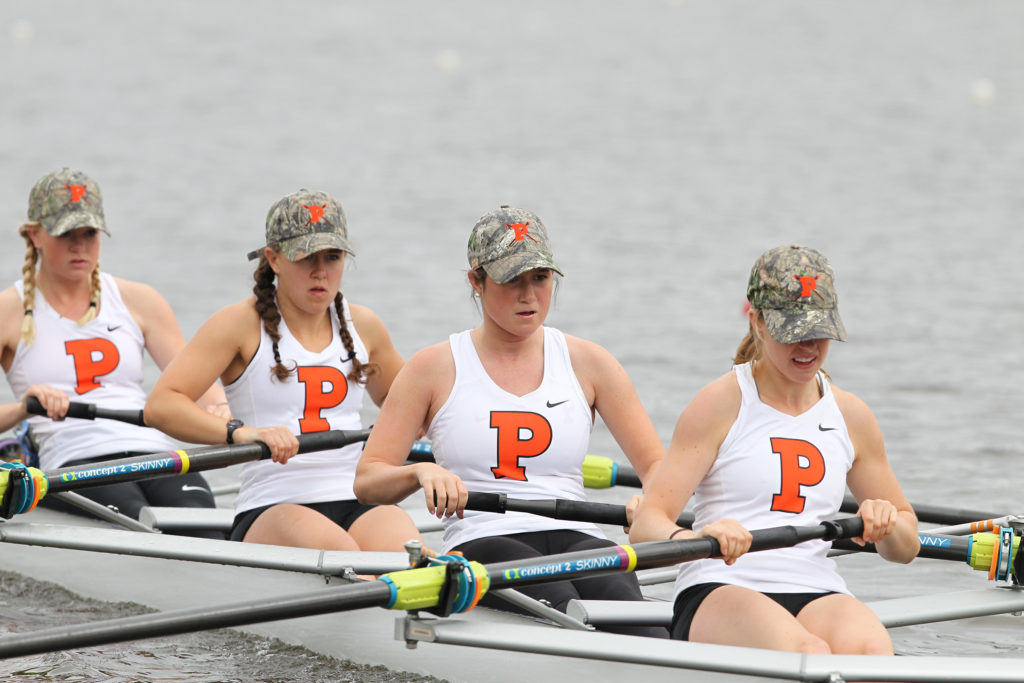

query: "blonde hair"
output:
17 223 101 345
732 308 764 366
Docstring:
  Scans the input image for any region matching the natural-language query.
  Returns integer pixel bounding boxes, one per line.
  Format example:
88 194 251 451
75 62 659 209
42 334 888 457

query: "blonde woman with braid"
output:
0 168 227 537
146 189 422 551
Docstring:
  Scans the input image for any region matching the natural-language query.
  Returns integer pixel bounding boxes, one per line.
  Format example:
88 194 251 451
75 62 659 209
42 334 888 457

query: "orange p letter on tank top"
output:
489 411 552 481
64 339 120 395
770 437 826 514
297 366 349 432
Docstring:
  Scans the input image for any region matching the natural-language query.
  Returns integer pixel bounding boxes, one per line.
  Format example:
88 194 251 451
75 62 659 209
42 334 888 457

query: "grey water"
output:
1 0 1024 679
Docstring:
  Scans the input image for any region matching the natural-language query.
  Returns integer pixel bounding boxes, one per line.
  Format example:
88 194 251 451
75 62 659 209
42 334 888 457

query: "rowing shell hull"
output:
0 507 761 683
5 506 1024 682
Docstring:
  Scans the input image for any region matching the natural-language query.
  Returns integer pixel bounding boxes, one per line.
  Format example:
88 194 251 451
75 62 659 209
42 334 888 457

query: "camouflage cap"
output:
747 244 847 344
248 189 353 262
27 168 109 237
467 205 563 284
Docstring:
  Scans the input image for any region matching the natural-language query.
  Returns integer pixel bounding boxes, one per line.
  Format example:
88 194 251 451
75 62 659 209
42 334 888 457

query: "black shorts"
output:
230 499 376 542
671 582 838 641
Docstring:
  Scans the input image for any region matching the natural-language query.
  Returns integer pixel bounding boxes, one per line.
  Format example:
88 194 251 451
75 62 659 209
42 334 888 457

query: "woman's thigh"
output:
796 592 893 655
689 584 831 653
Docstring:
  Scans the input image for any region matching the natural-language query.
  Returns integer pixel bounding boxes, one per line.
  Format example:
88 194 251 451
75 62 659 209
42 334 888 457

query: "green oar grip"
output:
581 455 618 488
379 559 490 612
967 528 1021 581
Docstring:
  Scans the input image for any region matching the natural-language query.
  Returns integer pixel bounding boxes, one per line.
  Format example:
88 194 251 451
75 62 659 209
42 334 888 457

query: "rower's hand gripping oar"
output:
834 524 1024 583
25 396 147 427
0 516 865 659
0 428 371 519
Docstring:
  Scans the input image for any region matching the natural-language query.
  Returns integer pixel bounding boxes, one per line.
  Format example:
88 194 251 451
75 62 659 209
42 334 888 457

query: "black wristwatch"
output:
225 419 244 444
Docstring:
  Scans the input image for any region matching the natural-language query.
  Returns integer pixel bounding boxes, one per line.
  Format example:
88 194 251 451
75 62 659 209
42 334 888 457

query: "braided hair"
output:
252 253 378 384
17 223 100 345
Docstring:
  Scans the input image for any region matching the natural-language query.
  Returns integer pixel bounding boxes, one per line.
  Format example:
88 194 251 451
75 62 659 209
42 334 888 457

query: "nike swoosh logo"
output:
546 400 568 408
106 325 121 332
818 425 837 432
180 485 209 493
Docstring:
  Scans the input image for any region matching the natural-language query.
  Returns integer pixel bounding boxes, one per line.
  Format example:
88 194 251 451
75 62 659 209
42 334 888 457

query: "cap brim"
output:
481 253 564 284
271 233 354 262
763 308 847 344
47 211 110 237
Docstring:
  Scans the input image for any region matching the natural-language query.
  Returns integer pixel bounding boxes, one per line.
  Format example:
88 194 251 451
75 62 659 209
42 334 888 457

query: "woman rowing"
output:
354 205 667 636
145 189 422 553
0 167 226 537
630 244 919 653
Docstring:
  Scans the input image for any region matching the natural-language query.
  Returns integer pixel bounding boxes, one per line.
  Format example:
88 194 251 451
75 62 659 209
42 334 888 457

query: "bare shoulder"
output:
0 286 24 353
688 370 742 418
672 370 743 447
0 285 23 318
114 277 171 311
347 301 389 340
832 384 882 440
404 340 454 378
563 332 619 375
206 297 261 333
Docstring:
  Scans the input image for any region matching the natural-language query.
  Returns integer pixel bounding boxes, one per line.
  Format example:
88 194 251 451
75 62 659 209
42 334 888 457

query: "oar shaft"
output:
25 397 146 427
0 581 392 660
465 492 696 528
833 534 969 562
45 429 370 494
484 517 864 592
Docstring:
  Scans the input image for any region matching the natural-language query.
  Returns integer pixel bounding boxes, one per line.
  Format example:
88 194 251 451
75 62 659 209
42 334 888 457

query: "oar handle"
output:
25 396 146 427
465 492 697 528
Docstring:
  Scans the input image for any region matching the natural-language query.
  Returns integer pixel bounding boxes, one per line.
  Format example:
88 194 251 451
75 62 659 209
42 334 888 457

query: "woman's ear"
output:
24 224 44 250
467 270 482 297
265 247 282 275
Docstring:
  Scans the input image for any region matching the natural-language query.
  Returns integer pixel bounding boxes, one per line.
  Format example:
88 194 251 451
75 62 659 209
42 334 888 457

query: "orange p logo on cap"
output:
506 222 531 241
303 204 327 223
65 184 87 203
793 275 819 298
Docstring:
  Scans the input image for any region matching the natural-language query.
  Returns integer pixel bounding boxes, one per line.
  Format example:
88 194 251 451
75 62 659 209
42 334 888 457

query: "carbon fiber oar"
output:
0 429 371 518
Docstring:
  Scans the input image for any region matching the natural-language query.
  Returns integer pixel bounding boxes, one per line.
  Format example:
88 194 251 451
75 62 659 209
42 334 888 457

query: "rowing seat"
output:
567 599 672 627
139 506 235 532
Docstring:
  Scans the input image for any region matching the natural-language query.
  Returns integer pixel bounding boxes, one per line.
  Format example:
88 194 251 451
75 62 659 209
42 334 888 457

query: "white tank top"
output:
226 299 368 514
674 362 855 596
426 327 601 551
5 273 176 469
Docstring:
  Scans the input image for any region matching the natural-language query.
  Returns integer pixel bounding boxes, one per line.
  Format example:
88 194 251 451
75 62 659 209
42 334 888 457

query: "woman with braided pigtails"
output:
0 167 228 537
146 189 423 552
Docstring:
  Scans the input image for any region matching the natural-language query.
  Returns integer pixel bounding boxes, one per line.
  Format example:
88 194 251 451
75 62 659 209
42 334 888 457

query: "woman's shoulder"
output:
347 301 387 334
561 331 616 366
831 384 878 435
0 285 24 352
406 339 454 370
682 370 742 424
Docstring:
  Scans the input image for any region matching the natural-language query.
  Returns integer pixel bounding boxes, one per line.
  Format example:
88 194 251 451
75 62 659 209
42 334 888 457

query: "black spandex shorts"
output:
230 499 376 542
671 582 838 640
